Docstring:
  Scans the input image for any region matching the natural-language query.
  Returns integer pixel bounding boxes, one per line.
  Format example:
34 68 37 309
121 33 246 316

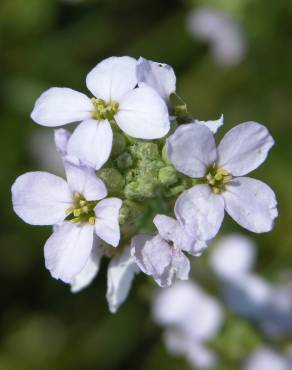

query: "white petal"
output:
67 119 113 170
64 162 107 201
12 172 72 225
86 56 137 102
223 177 278 233
175 184 225 240
70 240 103 293
167 124 217 178
94 198 122 247
115 83 170 139
44 222 94 283
106 245 139 314
153 214 181 242
54 128 71 155
137 57 176 101
245 347 290 370
171 250 190 282
31 87 93 127
210 234 256 279
194 114 224 134
131 234 173 287
217 122 275 176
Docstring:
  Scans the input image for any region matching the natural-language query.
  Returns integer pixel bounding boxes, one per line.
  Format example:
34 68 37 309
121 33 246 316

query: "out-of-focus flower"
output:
167 122 277 240
131 215 207 287
152 280 223 369
137 57 176 102
244 347 291 370
187 6 247 67
12 162 122 283
31 56 170 170
210 234 292 339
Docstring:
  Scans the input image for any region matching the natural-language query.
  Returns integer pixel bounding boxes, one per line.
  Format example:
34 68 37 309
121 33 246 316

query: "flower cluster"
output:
11 56 278 312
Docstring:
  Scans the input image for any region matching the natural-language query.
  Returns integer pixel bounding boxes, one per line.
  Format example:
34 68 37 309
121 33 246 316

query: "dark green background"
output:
1 0 292 369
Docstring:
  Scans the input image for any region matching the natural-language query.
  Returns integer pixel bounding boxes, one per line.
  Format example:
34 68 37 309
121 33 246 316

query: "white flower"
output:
131 215 207 287
11 161 122 283
193 114 224 134
167 122 278 240
244 347 291 370
187 7 247 67
31 56 170 170
137 57 176 102
152 281 223 369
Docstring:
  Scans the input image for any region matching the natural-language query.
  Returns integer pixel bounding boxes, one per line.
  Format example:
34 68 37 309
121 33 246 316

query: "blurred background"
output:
1 0 292 369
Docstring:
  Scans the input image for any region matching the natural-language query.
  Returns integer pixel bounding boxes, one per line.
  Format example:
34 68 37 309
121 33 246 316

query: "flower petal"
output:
86 56 137 102
70 239 103 293
64 162 107 201
175 184 225 240
115 83 170 139
167 124 217 178
12 172 72 225
223 177 278 233
106 245 139 314
67 119 113 170
193 114 224 134
94 198 122 247
217 122 275 176
137 57 176 102
44 222 94 283
54 128 71 155
31 87 93 127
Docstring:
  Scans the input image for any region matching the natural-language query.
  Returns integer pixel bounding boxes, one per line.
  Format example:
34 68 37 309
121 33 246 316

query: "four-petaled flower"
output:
31 56 170 170
167 122 278 240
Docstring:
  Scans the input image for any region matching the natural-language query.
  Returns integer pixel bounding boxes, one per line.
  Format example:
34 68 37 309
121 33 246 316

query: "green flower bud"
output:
119 200 144 225
124 178 157 200
158 166 178 186
116 152 133 170
111 132 127 157
130 141 159 161
97 168 125 196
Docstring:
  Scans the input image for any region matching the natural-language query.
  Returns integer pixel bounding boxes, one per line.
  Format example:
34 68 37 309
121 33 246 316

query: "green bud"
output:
119 200 144 225
130 141 159 161
158 166 178 186
161 144 170 164
111 132 127 157
116 152 133 170
97 168 125 196
124 179 156 200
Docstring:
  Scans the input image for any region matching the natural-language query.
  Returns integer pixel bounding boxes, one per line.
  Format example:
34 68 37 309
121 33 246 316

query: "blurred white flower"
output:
187 6 247 67
31 56 170 170
244 347 291 370
131 215 207 287
167 122 277 240
152 280 223 369
211 234 292 339
12 161 122 283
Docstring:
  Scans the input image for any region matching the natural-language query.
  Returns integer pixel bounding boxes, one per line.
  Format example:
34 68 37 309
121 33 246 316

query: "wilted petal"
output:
175 184 225 240
31 87 93 127
70 240 103 293
217 122 275 176
94 198 122 247
44 222 94 283
64 162 107 201
67 119 113 170
171 250 190 282
137 57 176 101
194 114 224 133
167 124 217 178
223 177 278 233
210 234 256 279
116 83 170 139
12 172 72 225
106 245 139 314
86 56 137 102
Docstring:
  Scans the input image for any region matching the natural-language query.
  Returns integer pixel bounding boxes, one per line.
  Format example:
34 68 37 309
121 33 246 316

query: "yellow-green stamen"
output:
206 164 232 194
91 98 119 121
66 192 97 225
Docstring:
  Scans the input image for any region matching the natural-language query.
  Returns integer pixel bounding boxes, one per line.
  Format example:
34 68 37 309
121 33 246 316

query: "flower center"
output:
91 98 119 121
205 164 232 194
66 192 97 225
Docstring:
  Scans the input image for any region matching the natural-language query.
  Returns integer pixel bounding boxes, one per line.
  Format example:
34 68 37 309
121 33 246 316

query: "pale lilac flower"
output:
194 114 224 134
11 162 122 283
244 347 291 370
152 281 223 369
131 215 207 287
187 7 247 67
167 122 277 240
137 57 176 102
31 56 170 170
